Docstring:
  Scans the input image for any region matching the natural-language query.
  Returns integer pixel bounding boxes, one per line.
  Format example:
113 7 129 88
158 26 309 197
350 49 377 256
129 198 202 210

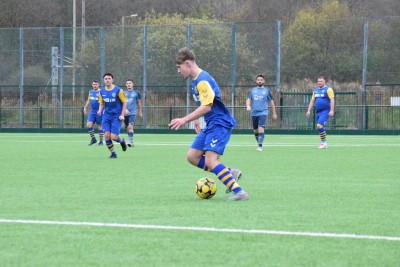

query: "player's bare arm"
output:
119 101 127 120
83 100 90 115
270 100 278 120
138 100 143 117
329 98 335 117
97 104 103 116
169 104 211 130
246 98 251 112
193 119 201 134
306 100 314 117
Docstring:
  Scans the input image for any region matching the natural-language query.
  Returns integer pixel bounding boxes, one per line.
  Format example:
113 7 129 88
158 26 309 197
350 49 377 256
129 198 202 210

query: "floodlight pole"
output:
72 0 76 100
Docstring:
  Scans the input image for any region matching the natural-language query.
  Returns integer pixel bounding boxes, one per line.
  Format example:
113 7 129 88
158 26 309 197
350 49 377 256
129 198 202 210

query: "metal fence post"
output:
81 107 85 128
39 107 43 129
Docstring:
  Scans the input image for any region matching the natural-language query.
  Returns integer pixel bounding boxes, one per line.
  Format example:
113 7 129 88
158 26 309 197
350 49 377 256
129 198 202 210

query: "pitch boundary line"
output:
0 139 399 147
1 219 399 242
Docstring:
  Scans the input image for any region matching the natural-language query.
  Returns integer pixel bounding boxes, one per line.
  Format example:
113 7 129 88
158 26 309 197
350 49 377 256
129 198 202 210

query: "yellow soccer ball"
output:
195 177 217 199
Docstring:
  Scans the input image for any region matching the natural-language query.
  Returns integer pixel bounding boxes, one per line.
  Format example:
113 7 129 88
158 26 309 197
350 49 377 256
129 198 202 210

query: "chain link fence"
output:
0 17 399 130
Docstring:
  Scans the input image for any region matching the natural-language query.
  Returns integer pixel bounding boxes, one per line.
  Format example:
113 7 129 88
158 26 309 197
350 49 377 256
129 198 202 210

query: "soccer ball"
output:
195 177 217 199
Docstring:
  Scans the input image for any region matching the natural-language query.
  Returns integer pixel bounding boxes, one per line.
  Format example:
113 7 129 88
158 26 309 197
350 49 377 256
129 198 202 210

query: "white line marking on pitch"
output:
0 140 399 147
0 219 399 242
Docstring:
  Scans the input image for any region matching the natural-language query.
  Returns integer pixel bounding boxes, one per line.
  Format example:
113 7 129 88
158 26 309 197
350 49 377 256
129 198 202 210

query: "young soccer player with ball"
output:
169 48 248 201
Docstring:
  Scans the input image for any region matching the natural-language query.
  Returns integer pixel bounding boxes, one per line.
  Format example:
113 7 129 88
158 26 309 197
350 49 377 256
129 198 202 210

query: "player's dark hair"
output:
175 47 195 64
92 80 99 84
103 72 113 79
126 79 134 83
317 75 325 80
256 74 265 79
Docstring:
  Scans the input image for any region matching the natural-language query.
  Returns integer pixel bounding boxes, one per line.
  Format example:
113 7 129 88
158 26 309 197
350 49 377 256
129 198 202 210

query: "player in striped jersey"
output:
83 81 104 146
306 76 335 149
97 73 128 158
169 48 248 201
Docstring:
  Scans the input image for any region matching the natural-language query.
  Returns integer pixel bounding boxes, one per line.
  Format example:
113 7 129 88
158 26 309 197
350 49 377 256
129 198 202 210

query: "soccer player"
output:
97 73 128 158
246 74 277 151
83 81 104 146
169 47 248 201
123 79 142 147
306 76 335 149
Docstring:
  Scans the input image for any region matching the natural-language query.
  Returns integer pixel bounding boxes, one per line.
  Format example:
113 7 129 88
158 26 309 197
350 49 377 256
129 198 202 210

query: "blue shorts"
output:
316 111 330 126
124 115 137 127
102 114 122 135
87 111 102 125
191 124 232 155
251 115 267 129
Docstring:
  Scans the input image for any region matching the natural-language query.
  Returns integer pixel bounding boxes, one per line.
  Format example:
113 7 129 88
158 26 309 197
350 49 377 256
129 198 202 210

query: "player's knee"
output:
186 153 199 166
317 124 324 129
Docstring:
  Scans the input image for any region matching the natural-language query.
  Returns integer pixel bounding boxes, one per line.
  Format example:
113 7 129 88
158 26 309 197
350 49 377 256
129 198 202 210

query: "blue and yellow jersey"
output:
87 89 100 112
248 87 273 116
192 70 236 128
124 90 141 115
98 86 127 115
311 86 334 112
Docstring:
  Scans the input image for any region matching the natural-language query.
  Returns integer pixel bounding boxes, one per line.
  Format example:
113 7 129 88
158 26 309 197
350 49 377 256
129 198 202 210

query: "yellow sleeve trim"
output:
98 93 104 105
327 87 335 98
118 89 128 103
197 81 215 106
311 91 315 101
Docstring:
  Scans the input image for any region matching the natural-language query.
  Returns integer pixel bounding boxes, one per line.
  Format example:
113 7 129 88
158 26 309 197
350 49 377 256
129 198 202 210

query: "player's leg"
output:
188 130 213 172
252 116 259 146
123 115 129 133
317 112 329 148
127 115 136 147
204 150 248 201
96 114 104 145
256 115 267 151
110 116 126 152
102 116 117 158
86 115 97 145
203 126 248 200
97 125 104 145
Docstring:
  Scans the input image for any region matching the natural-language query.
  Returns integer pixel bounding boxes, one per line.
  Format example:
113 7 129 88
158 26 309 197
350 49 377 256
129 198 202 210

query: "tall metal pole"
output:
362 18 369 130
72 0 76 99
81 0 86 90
100 27 105 83
231 23 237 117
275 20 281 122
19 28 24 127
186 25 192 116
275 20 281 93
142 26 148 128
59 28 65 128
